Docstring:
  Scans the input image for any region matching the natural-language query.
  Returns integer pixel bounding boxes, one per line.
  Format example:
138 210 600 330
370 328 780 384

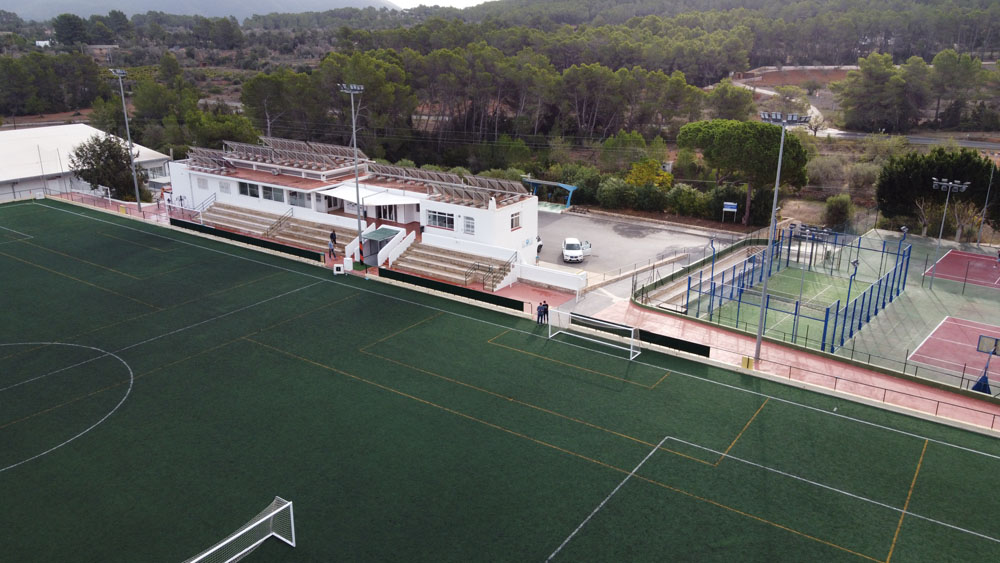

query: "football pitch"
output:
3 199 1000 562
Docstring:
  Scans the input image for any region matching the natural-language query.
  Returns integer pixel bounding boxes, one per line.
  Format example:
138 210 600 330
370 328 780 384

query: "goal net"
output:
548 310 641 360
183 497 295 563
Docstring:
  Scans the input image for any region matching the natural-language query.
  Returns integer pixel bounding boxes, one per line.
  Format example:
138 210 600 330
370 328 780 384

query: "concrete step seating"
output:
270 217 354 256
199 202 279 236
200 203 354 256
393 243 513 290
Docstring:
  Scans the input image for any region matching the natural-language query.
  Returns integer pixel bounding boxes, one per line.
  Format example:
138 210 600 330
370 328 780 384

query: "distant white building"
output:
167 136 540 264
34 40 51 48
0 124 170 202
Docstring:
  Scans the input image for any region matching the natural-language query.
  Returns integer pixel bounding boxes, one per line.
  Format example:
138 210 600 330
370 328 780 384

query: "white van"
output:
561 237 592 263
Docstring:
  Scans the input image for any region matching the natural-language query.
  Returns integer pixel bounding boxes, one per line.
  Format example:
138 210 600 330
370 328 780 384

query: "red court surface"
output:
592 301 1000 432
910 317 1000 379
924 249 1000 289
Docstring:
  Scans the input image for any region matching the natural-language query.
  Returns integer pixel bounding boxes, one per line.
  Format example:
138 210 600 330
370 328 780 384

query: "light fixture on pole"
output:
977 152 996 246
791 224 808 343
840 259 860 346
929 177 970 289
110 68 142 213
754 112 810 364
338 83 365 261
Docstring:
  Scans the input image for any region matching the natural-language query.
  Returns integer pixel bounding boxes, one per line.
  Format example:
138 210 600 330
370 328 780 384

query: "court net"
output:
548 310 640 360
183 496 295 563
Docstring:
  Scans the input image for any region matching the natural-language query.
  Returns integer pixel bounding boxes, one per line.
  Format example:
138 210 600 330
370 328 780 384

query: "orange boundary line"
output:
713 398 769 467
0 270 290 363
20 239 143 279
1 291 359 430
885 439 929 562
249 339 881 562
0 249 159 310
99 230 176 253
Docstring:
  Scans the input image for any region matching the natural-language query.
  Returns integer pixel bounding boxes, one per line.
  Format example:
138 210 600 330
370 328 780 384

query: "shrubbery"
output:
823 194 854 228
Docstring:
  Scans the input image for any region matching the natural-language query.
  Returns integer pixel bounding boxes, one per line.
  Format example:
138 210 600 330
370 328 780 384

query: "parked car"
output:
561 237 592 263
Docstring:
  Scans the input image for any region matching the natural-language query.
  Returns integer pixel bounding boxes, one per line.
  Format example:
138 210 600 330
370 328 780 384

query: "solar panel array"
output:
366 163 528 208
188 148 233 173
221 137 367 172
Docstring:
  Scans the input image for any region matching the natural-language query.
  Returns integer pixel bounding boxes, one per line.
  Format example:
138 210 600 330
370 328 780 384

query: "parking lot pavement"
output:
537 211 722 275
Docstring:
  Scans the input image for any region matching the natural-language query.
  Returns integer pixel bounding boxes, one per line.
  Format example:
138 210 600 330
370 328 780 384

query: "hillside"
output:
9 0 398 22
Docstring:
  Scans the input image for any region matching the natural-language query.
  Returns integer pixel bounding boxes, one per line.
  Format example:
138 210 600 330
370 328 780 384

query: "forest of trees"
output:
1 2 999 227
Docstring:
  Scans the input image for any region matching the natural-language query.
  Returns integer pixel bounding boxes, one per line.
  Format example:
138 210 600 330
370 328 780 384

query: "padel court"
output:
923 249 1000 289
910 317 1000 380
3 200 1000 562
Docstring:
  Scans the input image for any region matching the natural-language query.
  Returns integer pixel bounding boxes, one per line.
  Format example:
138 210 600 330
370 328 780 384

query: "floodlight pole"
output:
709 236 716 282
929 178 970 289
977 152 996 246
339 83 365 260
111 69 142 213
754 112 809 365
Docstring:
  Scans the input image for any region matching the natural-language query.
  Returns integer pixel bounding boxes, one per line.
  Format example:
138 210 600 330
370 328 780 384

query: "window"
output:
510 212 521 230
427 210 454 230
238 182 259 198
219 181 231 194
289 191 310 208
464 216 475 235
197 177 208 190
262 186 284 202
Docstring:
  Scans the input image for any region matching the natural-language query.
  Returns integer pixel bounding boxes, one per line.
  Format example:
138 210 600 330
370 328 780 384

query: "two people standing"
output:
535 300 549 324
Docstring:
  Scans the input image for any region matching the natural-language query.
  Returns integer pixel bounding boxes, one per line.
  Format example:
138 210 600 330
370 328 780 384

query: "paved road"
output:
537 211 718 275
733 80 1000 152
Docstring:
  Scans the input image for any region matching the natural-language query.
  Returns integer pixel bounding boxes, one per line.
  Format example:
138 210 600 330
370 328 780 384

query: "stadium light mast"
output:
110 69 142 213
977 152 997 246
754 112 810 365
339 83 365 260
929 178 970 289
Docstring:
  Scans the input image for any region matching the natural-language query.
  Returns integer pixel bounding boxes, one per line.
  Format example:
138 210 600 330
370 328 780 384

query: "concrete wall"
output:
422 195 538 263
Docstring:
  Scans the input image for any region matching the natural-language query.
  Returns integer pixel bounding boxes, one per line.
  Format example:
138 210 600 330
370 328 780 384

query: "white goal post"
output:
548 309 641 360
183 497 295 563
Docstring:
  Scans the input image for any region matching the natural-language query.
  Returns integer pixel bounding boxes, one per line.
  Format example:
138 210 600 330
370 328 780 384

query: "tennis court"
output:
4 199 1000 562
704 264 873 350
910 317 1000 381
924 249 1000 289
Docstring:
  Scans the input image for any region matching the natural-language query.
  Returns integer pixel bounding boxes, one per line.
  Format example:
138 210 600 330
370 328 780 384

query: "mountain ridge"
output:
8 0 400 22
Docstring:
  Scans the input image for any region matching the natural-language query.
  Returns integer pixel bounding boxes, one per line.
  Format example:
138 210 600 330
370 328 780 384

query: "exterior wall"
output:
168 161 357 230
421 195 538 263
168 160 539 261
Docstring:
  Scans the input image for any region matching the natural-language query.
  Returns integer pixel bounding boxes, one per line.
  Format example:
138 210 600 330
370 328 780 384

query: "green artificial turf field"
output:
2 199 999 562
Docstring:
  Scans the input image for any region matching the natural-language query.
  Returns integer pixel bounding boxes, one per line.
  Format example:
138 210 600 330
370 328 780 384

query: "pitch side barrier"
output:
169 218 324 262
378 268 525 311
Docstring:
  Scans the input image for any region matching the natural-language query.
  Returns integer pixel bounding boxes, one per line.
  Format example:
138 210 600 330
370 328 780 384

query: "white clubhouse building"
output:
168 136 541 264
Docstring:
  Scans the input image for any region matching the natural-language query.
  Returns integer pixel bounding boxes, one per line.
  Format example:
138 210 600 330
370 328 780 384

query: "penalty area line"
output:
546 434 670 561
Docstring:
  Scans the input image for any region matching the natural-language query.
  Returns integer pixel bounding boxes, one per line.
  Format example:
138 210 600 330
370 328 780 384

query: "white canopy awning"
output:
318 184 420 206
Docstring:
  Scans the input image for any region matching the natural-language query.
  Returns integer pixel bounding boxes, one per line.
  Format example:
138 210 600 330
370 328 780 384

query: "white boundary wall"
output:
516 263 588 292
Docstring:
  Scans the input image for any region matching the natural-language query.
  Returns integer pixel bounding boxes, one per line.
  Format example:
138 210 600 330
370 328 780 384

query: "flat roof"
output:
0 124 169 184
362 227 401 242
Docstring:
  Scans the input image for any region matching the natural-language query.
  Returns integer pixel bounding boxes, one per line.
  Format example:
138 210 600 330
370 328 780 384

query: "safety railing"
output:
265 207 293 238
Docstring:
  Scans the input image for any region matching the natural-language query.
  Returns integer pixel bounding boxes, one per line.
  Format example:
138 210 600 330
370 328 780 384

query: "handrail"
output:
486 251 518 292
465 262 494 287
191 193 217 224
265 207 294 238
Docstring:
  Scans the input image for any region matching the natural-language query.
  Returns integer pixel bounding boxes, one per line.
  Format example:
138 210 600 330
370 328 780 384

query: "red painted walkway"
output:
52 193 1000 432
593 300 1000 433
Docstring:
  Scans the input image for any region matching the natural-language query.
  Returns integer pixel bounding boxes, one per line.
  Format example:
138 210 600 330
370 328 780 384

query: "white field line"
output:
909 317 951 361
37 201 1000 464
0 342 134 473
546 435 671 561
667 437 1000 545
